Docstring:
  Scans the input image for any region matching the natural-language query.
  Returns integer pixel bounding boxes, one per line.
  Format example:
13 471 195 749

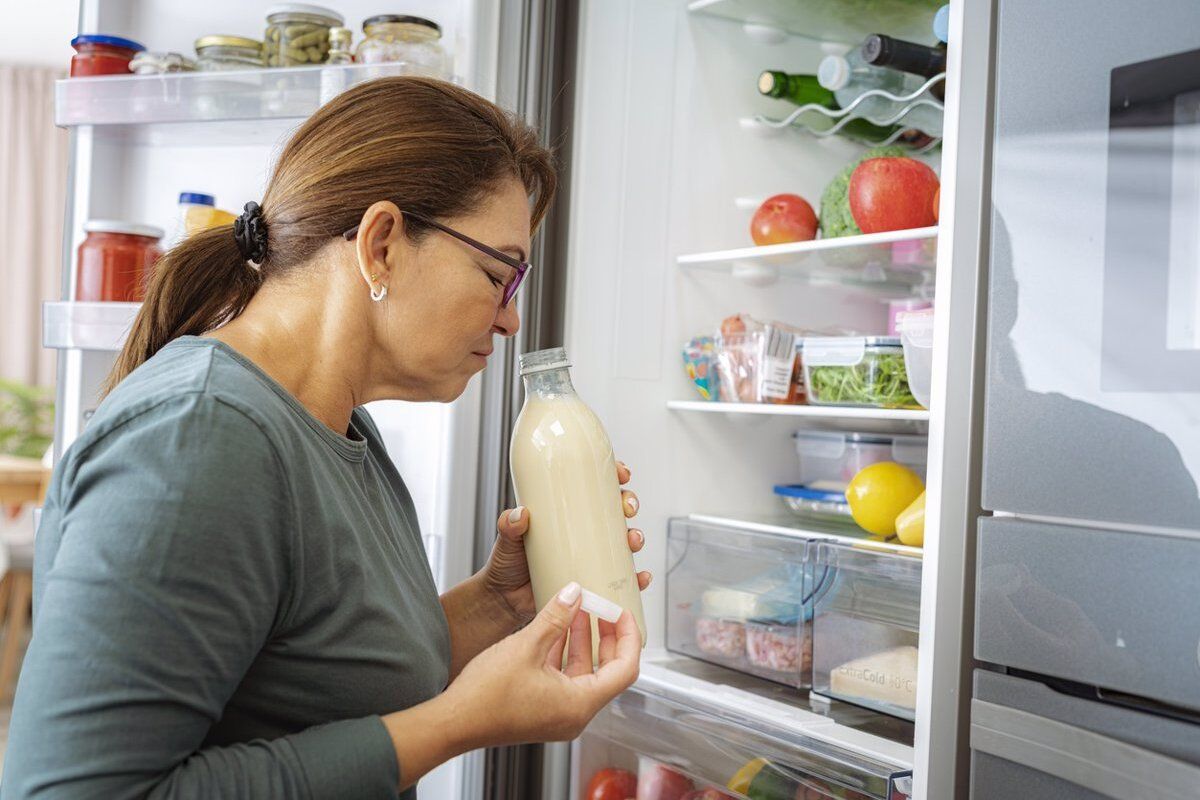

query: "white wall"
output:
2 4 78 68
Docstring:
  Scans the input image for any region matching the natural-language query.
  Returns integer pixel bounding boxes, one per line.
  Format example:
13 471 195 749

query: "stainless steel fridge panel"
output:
970 670 1200 799
975 517 1200 712
982 0 1200 529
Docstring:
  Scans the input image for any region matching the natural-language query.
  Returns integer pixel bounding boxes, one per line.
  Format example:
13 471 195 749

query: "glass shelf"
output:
43 302 141 351
688 0 944 46
686 513 924 558
667 400 930 433
55 64 461 145
677 227 937 293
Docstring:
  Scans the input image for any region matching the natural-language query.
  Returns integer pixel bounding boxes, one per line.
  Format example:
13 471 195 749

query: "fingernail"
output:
625 495 639 514
618 461 631 476
633 529 645 547
508 506 525 525
557 581 581 605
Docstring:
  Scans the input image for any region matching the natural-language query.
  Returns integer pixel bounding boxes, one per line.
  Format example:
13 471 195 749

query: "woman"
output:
4 77 648 799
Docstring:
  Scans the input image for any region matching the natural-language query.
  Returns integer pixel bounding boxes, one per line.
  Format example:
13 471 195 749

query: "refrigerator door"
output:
975 516 1200 713
982 0 1200 529
970 670 1200 799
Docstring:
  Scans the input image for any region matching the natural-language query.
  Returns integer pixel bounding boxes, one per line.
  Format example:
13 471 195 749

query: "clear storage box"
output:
896 308 934 410
803 337 919 409
794 431 929 490
773 484 855 526
811 541 922 720
666 518 815 688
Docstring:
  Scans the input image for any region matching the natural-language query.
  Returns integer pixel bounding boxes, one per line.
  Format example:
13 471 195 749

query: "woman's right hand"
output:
443 580 641 747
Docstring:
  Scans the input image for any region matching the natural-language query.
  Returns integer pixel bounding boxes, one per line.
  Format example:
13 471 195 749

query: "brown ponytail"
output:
105 76 557 394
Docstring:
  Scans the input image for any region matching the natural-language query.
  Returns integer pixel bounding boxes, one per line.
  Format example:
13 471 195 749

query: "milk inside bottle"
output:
509 347 647 656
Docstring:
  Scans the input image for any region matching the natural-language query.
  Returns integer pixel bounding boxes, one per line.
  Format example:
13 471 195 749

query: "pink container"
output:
886 297 932 336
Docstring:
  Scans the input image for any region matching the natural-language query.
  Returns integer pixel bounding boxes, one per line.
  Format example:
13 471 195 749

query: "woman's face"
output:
364 178 532 403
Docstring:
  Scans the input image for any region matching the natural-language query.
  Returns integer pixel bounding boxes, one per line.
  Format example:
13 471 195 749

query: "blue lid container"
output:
178 192 216 206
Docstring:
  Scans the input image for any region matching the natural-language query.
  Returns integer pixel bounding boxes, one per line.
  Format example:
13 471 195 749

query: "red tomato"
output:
638 763 696 800
750 193 818 246
585 768 638 800
847 157 940 234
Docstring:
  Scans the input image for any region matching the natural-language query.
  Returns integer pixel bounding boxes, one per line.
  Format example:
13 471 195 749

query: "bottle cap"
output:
933 5 950 43
519 347 572 376
179 192 215 206
817 55 850 91
580 589 623 623
757 70 781 96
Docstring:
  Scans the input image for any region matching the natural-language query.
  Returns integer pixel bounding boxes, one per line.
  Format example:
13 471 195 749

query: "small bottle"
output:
759 70 913 144
861 34 947 100
818 50 942 137
327 27 354 65
509 347 647 660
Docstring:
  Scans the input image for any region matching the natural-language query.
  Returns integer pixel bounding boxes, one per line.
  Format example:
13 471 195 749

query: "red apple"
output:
847 158 940 234
932 186 941 222
638 763 695 800
585 768 638 800
750 193 818 245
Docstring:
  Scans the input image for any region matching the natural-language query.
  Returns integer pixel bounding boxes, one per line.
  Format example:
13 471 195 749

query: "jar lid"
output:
179 192 215 206
363 14 441 34
195 35 263 51
83 220 165 240
71 34 146 53
266 3 345 24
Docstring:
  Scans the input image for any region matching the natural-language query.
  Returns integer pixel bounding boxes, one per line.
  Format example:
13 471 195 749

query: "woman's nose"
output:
494 299 521 337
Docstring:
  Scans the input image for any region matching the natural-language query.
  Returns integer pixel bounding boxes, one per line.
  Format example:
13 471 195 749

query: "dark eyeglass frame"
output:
342 210 530 307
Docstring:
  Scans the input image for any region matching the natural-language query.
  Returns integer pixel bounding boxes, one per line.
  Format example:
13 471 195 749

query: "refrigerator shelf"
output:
688 0 944 46
43 301 141 351
745 74 946 153
54 64 464 145
677 227 937 293
572 654 912 800
686 513 924 558
667 400 930 433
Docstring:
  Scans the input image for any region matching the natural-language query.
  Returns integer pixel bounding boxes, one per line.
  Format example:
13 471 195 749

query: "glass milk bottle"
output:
510 348 647 656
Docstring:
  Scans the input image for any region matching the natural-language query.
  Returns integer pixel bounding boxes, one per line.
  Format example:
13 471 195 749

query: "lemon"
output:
845 462 925 536
727 757 769 794
895 490 927 547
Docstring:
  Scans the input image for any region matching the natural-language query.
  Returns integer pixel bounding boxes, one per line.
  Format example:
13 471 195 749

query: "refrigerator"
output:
970 0 1200 797
44 1 998 798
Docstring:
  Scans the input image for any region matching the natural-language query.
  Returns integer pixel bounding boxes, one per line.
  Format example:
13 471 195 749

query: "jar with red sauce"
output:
70 34 146 77
76 221 164 302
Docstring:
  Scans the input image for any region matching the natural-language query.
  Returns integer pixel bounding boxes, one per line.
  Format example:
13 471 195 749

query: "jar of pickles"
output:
355 15 448 76
264 4 344 67
194 36 264 71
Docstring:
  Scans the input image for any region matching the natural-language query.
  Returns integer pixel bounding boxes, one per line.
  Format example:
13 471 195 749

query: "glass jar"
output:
326 27 354 65
70 34 145 77
195 36 264 71
129 51 196 74
264 4 344 67
355 15 448 76
76 221 164 302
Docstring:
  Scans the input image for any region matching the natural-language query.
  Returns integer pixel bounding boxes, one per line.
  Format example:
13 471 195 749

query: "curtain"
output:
0 64 67 388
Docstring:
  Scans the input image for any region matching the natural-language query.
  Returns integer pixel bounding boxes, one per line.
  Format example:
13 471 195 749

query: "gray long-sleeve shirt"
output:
3 337 451 799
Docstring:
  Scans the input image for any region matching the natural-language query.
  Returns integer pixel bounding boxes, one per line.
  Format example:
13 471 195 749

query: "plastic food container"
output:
70 34 145 77
773 484 855 524
356 15 449 76
130 51 196 74
885 297 932 336
195 35 264 71
76 221 164 302
264 3 344 67
666 518 815 688
896 308 934 410
811 541 922 720
803 336 918 409
794 431 929 489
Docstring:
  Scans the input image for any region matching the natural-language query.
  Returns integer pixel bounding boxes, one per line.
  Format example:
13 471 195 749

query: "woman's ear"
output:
354 201 405 290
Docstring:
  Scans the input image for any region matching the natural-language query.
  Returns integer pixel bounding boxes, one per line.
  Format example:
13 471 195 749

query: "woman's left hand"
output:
483 460 650 624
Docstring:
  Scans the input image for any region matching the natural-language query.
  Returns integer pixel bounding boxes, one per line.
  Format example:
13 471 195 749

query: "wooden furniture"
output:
0 454 47 698
0 454 51 505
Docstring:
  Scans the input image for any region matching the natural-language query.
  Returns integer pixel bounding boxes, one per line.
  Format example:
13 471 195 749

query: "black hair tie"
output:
233 201 269 264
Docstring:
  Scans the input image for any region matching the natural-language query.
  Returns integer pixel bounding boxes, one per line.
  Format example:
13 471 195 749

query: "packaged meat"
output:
745 618 813 676
694 615 746 658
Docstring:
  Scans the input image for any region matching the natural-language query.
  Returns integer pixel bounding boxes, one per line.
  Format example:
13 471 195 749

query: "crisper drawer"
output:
667 518 816 689
976 517 1200 713
970 670 1200 799
811 542 922 721
575 681 912 800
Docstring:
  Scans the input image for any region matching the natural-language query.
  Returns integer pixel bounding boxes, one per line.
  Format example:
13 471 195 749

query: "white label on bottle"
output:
761 356 793 400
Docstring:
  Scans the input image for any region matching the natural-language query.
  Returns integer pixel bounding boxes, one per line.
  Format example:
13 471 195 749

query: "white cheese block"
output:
829 645 918 710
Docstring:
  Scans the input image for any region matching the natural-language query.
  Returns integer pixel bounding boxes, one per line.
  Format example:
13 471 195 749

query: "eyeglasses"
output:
342 210 531 307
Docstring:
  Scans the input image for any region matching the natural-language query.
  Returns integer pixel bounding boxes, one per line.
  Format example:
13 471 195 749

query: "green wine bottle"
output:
758 70 905 144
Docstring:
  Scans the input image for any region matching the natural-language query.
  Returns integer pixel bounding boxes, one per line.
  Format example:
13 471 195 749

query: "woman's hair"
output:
105 77 556 393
